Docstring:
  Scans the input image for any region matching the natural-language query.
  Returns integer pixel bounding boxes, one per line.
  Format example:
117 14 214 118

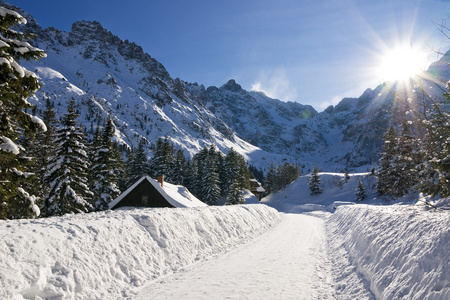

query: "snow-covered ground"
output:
0 205 280 299
1 173 448 299
263 173 449 300
135 212 333 299
329 205 449 300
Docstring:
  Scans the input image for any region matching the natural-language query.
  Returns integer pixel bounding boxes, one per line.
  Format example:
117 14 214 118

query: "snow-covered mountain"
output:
5 1 450 171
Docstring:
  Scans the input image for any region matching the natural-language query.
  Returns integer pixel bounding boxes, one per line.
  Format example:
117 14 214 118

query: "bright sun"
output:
376 46 429 82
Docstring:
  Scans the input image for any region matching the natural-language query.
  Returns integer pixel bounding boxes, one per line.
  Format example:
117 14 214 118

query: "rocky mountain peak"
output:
66 20 171 82
69 20 122 46
220 79 244 93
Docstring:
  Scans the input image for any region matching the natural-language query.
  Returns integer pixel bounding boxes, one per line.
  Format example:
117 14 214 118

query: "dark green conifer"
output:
0 6 46 218
42 99 93 216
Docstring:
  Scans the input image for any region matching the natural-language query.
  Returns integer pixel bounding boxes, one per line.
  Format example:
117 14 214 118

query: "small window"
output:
141 195 148 205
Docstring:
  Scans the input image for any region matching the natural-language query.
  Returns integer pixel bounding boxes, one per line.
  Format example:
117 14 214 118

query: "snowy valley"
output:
9 1 448 171
0 1 449 300
1 173 448 299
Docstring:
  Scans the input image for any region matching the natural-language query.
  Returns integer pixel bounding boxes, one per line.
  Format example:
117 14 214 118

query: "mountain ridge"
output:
3 1 450 172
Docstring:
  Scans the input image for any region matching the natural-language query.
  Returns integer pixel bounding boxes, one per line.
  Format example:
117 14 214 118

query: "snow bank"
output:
328 205 449 300
0 204 280 299
262 172 377 213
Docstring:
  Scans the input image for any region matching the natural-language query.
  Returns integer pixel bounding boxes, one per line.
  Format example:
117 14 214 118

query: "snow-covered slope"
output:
4 0 450 171
261 172 377 212
20 19 261 159
0 204 280 299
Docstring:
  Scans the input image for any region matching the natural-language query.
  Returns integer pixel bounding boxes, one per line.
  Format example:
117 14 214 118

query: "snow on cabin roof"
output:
255 187 265 192
163 180 207 208
108 176 207 209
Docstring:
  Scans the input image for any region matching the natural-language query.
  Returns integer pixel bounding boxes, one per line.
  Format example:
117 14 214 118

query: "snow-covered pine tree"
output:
277 162 300 187
355 177 367 202
221 148 251 204
264 162 277 195
0 6 46 219
396 121 420 191
42 99 93 216
90 117 122 211
308 165 323 195
184 159 199 196
416 84 450 197
25 99 58 200
125 138 149 188
195 146 220 205
377 124 418 198
172 149 186 185
150 137 175 181
226 178 244 205
376 127 398 196
223 148 242 193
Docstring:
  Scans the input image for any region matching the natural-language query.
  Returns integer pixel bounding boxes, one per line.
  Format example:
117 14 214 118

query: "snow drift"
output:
329 205 449 300
0 204 280 299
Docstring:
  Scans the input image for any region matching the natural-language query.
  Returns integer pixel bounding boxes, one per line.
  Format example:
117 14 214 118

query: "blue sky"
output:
8 0 450 111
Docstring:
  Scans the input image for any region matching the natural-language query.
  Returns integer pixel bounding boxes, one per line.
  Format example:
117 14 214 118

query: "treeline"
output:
3 97 253 219
126 137 251 206
376 82 450 199
264 161 300 195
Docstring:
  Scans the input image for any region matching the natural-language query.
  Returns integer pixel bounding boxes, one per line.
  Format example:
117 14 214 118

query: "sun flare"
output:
376 46 429 83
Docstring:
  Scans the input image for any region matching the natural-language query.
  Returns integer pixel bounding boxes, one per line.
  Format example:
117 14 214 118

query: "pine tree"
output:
376 127 399 196
226 179 244 205
172 149 186 185
25 99 58 201
0 6 46 219
125 138 149 188
90 117 122 211
308 165 322 195
416 89 450 197
42 99 93 216
150 137 175 181
221 148 251 200
264 162 277 195
195 146 220 205
355 178 367 202
184 159 199 196
277 162 300 187
377 124 419 198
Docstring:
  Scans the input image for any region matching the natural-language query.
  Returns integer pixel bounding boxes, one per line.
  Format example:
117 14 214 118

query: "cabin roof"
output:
108 176 207 209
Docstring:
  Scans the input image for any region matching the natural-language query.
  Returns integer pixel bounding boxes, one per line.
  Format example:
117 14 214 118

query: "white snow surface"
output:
262 173 449 300
0 205 280 299
1 173 448 299
329 205 449 300
0 136 20 154
136 212 334 299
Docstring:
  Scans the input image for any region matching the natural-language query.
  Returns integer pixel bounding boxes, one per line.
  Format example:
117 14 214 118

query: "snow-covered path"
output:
136 213 333 299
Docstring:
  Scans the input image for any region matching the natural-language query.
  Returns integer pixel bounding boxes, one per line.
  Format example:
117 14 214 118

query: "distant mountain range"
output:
4 1 450 172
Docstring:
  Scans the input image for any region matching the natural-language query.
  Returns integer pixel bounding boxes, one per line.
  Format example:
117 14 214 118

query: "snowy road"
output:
136 213 333 299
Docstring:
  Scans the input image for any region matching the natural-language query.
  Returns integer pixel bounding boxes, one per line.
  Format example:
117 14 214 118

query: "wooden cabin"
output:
109 175 207 210
249 174 265 201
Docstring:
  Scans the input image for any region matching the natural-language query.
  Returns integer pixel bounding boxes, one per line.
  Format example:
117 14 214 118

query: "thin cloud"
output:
320 95 343 110
251 69 298 102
